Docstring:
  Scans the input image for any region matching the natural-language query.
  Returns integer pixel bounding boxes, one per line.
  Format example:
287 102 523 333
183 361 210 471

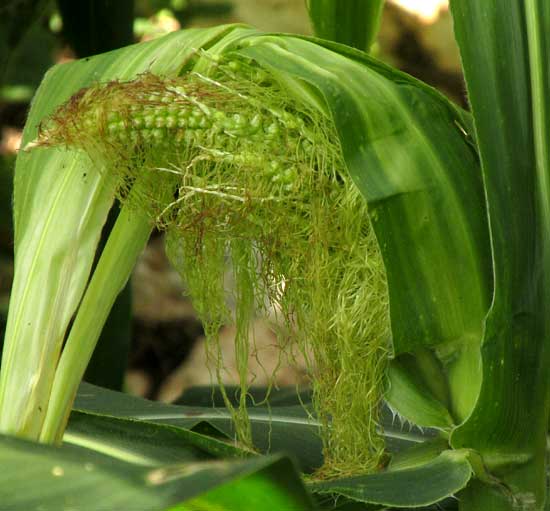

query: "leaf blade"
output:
449 1 550 506
0 431 312 511
307 0 385 52
309 450 472 507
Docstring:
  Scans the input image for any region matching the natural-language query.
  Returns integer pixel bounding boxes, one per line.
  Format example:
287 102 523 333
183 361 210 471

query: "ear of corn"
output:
31 64 391 476
1 26 492 481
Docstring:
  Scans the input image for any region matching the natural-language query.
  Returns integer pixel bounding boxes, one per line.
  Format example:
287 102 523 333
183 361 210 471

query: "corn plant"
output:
1 1 549 510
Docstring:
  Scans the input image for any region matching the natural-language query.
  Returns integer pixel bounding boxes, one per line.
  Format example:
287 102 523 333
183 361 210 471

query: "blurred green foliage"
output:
134 0 232 40
0 0 56 101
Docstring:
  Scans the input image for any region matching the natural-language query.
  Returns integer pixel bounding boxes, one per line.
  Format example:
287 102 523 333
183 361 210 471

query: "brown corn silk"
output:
31 62 391 477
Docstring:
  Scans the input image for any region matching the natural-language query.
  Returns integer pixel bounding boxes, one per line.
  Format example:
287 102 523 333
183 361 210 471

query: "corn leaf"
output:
309 450 472 508
449 1 550 508
0 431 312 510
306 0 385 52
65 409 244 463
73 382 437 477
71 382 453 507
386 360 455 429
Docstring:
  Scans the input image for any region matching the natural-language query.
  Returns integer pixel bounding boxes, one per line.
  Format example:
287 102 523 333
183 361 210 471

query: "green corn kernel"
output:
250 114 262 130
143 115 155 128
265 122 280 138
212 111 226 122
151 128 164 140
107 124 118 136
165 116 176 129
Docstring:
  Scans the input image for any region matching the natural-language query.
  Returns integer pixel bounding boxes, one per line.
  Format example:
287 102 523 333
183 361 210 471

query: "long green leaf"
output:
74 382 324 473
309 450 472 508
72 383 452 507
0 431 312 510
65 410 245 465
73 382 437 475
449 2 550 508
306 0 385 52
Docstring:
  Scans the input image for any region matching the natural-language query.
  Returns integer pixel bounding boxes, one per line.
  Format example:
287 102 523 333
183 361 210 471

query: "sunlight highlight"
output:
389 0 448 24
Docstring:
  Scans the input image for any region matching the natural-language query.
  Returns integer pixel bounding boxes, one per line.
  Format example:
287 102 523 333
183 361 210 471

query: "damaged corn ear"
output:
30 62 391 478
